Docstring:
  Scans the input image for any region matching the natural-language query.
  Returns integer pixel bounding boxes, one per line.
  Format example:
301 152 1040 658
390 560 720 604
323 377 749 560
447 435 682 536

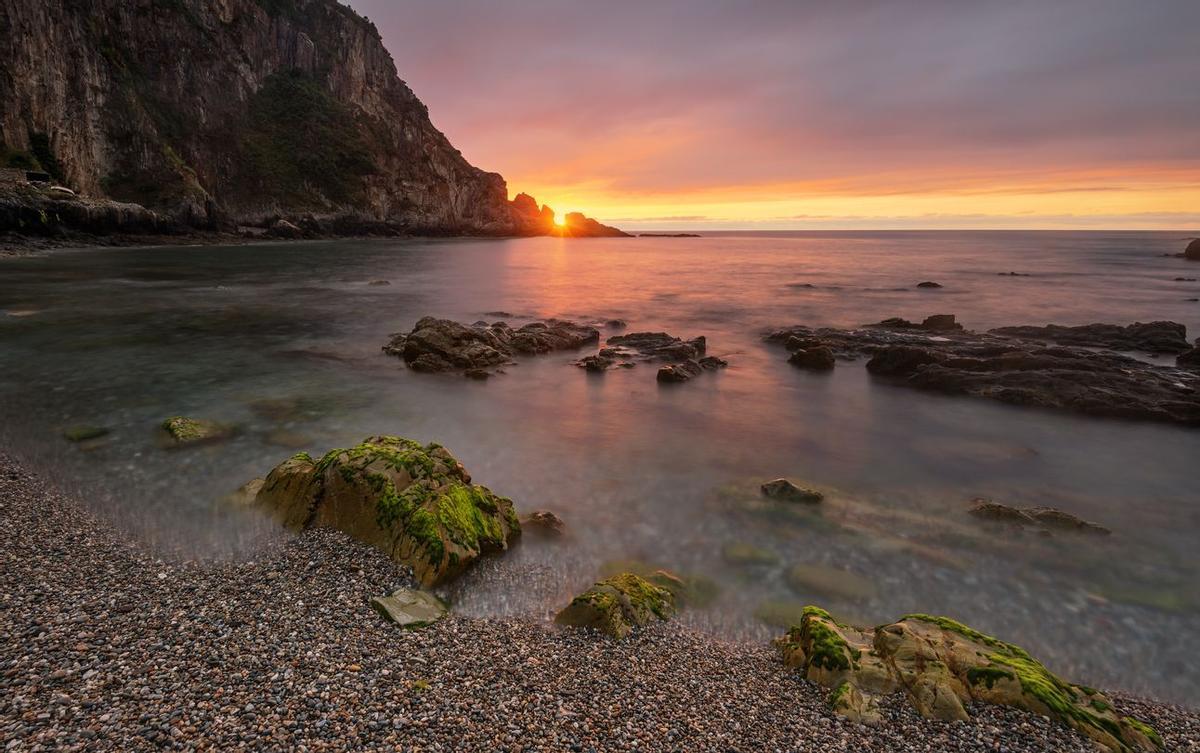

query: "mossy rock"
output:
555 572 675 639
775 607 1162 753
722 542 779 567
598 559 719 608
250 436 521 587
160 416 235 448
63 425 110 443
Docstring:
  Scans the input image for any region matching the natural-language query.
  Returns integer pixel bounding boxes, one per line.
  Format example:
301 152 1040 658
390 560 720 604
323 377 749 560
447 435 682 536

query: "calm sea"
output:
2 231 1198 703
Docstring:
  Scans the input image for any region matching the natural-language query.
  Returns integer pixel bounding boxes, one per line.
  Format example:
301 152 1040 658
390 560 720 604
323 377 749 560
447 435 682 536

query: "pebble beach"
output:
2 453 1197 752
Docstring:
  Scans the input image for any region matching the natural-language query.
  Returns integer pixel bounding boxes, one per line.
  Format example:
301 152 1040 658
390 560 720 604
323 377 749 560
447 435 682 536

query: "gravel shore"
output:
1 452 1196 752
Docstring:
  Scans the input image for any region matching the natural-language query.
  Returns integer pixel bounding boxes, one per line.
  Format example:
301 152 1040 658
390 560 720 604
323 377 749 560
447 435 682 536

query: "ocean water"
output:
2 231 1198 704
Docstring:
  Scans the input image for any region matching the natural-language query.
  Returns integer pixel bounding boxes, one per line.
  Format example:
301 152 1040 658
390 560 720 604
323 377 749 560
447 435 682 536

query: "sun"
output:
553 215 567 227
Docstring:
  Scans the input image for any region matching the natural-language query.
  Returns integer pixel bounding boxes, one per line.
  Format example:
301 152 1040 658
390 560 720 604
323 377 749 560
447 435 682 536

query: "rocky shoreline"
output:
2 453 1197 752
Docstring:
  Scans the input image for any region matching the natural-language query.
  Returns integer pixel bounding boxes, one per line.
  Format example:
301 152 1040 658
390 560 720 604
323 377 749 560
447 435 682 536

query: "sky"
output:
346 0 1200 230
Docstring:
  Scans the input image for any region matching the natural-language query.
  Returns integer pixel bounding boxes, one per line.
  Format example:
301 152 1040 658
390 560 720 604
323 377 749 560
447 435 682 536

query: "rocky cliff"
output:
0 0 623 237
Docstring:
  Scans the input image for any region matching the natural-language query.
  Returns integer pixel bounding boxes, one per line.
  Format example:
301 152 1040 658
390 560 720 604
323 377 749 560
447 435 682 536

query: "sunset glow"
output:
349 0 1200 230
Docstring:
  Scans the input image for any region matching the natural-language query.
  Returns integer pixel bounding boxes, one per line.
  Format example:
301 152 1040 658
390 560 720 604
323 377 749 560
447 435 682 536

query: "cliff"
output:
0 0 625 237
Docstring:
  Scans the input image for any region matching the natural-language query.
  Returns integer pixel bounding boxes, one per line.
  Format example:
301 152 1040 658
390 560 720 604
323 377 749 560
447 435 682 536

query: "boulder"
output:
775 608 1162 753
788 346 835 370
916 281 943 288
160 416 234 448
989 321 1190 354
1184 238 1200 260
761 478 824 504
521 510 566 537
384 317 599 376
251 436 520 586
554 573 675 638
597 560 719 609
657 360 703 383
605 331 706 361
920 314 962 331
370 588 448 629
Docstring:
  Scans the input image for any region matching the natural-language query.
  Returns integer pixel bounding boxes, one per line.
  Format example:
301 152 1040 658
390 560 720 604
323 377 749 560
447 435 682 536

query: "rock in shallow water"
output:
383 317 599 376
250 436 520 587
159 416 234 448
554 572 675 639
776 607 1162 752
989 321 1190 354
761 478 824 503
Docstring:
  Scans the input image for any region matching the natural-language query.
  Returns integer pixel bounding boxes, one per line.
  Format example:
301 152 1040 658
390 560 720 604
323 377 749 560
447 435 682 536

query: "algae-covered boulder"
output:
555 573 675 639
775 607 1162 753
160 416 234 448
251 436 520 587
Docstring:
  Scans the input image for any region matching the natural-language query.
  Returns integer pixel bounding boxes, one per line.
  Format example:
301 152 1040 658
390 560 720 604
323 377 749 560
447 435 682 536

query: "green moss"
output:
1123 717 1163 748
434 484 506 551
902 614 1033 660
804 610 860 671
236 70 376 206
829 681 852 710
605 573 674 619
161 416 227 443
966 665 1015 689
1090 698 1113 713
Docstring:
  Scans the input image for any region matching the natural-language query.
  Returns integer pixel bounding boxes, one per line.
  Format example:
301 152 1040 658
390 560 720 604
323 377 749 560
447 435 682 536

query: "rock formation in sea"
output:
765 319 1200 426
0 0 625 238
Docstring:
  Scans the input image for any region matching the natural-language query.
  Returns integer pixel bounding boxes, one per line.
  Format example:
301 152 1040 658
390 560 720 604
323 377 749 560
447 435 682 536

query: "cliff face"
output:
0 0 617 236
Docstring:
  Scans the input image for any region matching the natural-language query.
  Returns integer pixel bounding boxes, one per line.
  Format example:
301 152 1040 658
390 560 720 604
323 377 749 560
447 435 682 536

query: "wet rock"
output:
989 321 1190 354
222 478 264 507
576 354 618 372
605 331 706 361
785 564 876 601
869 314 963 333
1184 239 1200 260
788 346 836 370
250 436 520 586
699 355 728 369
63 425 109 443
657 360 703 383
916 281 943 288
554 573 675 639
761 478 824 504
1024 507 1111 536
968 500 1038 526
1178 347 1200 369
159 416 234 448
521 510 566 537
764 322 1200 426
606 319 627 329
383 316 598 376
775 608 1162 752
969 499 1110 536
370 588 448 629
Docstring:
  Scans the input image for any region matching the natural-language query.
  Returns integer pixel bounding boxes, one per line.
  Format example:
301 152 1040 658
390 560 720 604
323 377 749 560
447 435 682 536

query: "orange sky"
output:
350 1 1200 230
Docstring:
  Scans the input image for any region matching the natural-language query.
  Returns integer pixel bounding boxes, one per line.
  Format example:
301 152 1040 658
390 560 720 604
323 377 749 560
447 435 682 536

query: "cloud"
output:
346 0 1200 227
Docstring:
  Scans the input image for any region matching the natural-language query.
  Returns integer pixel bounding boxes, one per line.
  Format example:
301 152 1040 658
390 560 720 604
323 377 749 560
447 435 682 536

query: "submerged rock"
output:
764 322 1200 426
383 317 599 376
989 321 1190 354
775 608 1162 752
554 572 675 639
370 588 448 629
160 416 234 448
63 425 109 443
968 499 1111 535
250 436 520 587
722 542 780 566
761 478 824 504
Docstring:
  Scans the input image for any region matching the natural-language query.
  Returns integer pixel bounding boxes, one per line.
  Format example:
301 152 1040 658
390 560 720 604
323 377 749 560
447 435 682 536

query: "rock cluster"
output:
776 608 1162 753
989 322 1190 354
247 436 520 586
383 317 599 377
554 573 676 639
764 322 1200 426
578 331 718 381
